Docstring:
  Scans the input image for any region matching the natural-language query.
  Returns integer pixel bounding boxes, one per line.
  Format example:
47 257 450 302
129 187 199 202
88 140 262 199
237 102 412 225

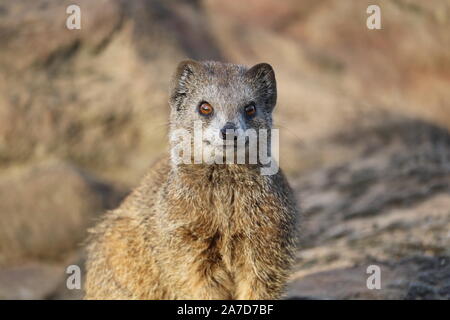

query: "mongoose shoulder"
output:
85 60 299 299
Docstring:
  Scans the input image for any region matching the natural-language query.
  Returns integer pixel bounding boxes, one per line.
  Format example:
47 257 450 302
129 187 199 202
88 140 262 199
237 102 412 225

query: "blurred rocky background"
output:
0 0 449 299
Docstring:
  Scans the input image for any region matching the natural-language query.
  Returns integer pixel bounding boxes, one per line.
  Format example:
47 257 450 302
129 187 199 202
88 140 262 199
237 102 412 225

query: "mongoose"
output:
85 60 299 299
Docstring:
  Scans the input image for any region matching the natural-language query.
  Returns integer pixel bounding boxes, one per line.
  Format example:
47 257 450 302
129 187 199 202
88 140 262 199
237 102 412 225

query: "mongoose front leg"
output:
234 245 290 300
187 275 233 300
177 258 235 299
234 266 284 300
168 229 234 299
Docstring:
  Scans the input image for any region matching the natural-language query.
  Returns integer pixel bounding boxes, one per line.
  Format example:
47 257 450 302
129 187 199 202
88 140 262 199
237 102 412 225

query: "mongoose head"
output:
168 60 276 161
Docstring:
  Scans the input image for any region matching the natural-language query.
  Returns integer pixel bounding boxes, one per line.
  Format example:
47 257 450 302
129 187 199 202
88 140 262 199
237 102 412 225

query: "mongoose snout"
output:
220 122 237 140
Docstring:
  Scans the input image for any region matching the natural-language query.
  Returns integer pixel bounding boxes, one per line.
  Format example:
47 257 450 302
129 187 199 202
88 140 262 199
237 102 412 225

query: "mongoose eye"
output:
199 102 213 116
244 103 256 117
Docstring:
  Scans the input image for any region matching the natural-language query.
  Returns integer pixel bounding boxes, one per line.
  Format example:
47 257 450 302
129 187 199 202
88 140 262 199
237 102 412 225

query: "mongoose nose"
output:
220 122 237 140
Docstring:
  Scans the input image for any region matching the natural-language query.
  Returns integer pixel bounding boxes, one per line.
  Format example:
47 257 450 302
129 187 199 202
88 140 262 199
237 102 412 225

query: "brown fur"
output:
85 61 299 299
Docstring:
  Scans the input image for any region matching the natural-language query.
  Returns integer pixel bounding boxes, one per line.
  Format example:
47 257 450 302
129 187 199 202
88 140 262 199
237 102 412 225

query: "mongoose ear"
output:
246 63 277 110
170 59 201 111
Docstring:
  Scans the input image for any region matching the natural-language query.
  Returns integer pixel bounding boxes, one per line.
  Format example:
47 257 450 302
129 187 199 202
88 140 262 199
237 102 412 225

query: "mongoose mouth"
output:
203 138 249 149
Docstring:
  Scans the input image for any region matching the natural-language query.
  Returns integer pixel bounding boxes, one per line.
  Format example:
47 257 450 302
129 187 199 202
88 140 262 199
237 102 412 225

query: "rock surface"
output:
286 120 450 299
0 161 123 266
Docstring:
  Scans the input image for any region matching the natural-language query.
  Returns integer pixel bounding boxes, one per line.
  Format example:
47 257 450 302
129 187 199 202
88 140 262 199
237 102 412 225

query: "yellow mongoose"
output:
85 60 299 299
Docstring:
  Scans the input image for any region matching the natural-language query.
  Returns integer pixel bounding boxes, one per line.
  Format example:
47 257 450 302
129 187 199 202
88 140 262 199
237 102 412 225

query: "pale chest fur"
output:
159 165 290 277
165 165 279 233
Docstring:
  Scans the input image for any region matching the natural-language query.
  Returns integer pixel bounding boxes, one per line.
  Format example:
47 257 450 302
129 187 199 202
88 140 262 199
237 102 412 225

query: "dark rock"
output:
405 282 438 300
